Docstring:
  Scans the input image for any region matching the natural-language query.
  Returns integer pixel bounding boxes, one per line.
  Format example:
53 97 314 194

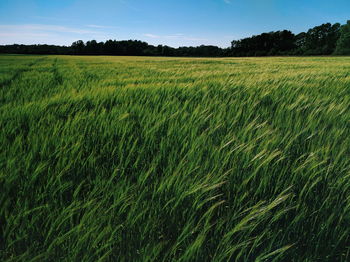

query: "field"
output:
0 55 350 261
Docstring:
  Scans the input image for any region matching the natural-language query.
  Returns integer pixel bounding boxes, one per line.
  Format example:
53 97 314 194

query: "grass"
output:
0 55 349 261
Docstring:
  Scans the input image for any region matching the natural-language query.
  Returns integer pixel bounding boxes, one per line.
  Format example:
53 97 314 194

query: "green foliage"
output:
1 20 349 57
1 55 350 261
335 20 350 55
301 23 341 55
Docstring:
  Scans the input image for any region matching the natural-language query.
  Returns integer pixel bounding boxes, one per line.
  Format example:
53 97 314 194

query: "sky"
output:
0 0 349 47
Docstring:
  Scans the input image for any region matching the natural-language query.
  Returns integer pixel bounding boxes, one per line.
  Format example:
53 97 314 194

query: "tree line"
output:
1 20 350 57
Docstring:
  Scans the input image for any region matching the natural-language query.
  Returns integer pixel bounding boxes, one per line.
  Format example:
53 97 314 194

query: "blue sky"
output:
0 0 349 47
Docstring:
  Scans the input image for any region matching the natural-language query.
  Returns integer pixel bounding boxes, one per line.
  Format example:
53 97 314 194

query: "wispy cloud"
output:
143 33 207 42
86 24 119 29
140 32 221 47
31 16 72 22
0 24 118 45
0 32 52 38
223 0 231 4
0 23 230 47
0 24 98 34
142 33 160 38
164 33 184 38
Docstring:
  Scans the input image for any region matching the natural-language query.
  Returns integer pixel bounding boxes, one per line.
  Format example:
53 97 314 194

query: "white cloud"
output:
142 33 160 38
143 33 207 42
31 16 72 22
224 0 231 4
0 32 52 37
0 24 98 34
0 24 118 45
139 32 229 47
0 24 232 48
86 24 119 29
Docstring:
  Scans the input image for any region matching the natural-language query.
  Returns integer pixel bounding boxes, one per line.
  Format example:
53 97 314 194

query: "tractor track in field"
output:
51 58 64 86
0 57 48 89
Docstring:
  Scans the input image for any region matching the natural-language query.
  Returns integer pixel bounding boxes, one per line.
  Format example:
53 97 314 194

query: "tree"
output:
71 40 85 55
299 23 341 55
85 40 100 55
230 30 296 56
0 20 348 57
334 20 350 55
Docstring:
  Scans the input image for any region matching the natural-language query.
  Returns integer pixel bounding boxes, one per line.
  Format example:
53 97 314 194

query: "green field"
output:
1 55 350 261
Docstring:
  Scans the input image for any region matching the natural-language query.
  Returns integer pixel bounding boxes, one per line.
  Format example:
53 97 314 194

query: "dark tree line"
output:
72 40 229 57
231 22 345 56
1 20 350 56
0 44 71 55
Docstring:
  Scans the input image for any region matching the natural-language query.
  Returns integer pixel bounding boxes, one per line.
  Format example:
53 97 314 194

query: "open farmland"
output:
1 55 350 261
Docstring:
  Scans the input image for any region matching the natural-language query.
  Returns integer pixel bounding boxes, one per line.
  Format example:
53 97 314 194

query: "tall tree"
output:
299 23 341 55
71 40 85 55
334 20 350 55
85 40 100 55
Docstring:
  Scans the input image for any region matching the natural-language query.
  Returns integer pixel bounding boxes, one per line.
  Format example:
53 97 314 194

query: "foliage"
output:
231 30 296 56
1 55 350 261
231 23 342 56
297 23 341 55
0 20 349 57
334 20 350 55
